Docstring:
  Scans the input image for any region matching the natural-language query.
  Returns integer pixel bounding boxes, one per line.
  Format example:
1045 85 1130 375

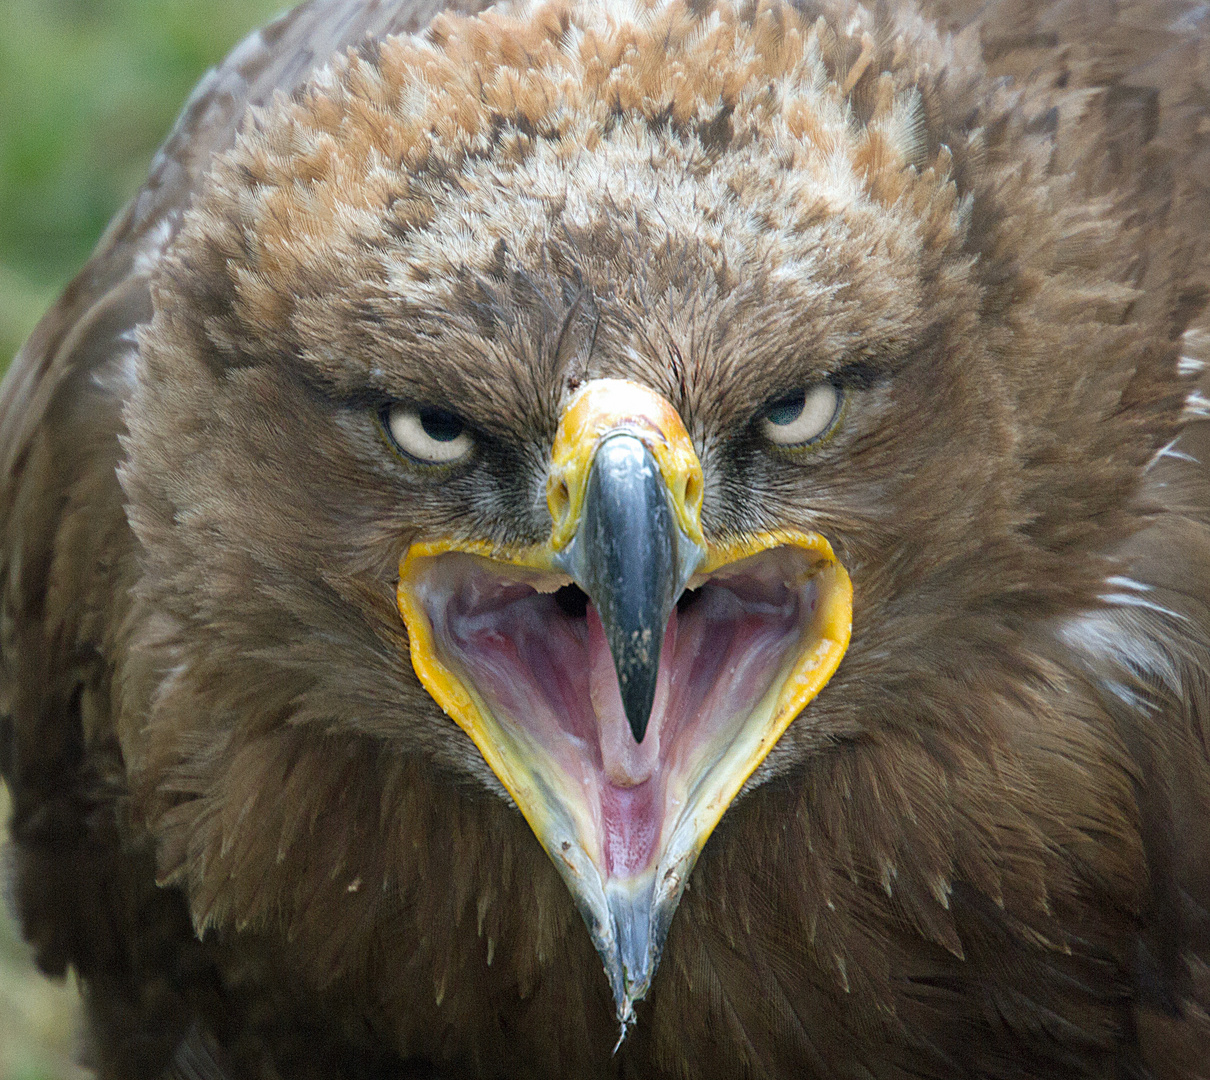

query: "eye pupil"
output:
419 408 464 443
760 382 842 447
383 402 474 464
765 393 806 426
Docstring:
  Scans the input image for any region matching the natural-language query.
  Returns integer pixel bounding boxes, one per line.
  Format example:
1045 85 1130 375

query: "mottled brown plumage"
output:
4 0 1210 1076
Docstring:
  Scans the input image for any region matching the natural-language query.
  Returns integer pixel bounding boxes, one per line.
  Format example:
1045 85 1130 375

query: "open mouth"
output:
398 533 849 1022
409 545 832 880
394 379 852 1031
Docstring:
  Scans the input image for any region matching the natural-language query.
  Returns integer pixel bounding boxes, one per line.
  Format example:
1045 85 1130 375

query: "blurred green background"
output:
0 0 288 366
0 3 288 1076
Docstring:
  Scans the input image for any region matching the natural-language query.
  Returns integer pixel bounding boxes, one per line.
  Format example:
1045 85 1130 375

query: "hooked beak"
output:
551 412 705 743
396 379 852 1032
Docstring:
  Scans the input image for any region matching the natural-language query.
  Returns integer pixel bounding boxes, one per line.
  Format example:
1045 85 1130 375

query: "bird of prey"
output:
3 0 1210 1075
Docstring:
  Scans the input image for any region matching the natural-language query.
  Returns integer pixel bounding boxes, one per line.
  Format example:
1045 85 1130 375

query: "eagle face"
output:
118 0 1177 1041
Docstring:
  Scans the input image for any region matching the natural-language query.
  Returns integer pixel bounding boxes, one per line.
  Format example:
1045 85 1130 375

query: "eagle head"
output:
117 0 1182 1048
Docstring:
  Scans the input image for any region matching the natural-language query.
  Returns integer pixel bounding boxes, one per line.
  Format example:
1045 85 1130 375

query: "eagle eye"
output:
761 383 842 446
382 403 474 464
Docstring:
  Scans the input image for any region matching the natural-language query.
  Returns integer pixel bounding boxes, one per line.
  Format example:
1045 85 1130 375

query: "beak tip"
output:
621 681 655 743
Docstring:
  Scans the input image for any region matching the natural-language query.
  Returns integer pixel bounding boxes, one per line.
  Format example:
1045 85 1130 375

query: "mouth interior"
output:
411 546 823 880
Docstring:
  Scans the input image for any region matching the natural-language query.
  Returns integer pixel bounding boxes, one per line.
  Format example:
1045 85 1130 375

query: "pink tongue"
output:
601 783 660 878
587 606 674 876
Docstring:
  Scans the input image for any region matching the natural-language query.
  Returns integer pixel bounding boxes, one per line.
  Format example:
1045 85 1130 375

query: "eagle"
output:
3 0 1210 1076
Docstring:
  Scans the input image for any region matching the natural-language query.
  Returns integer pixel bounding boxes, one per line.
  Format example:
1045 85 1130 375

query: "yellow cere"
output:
547 379 706 551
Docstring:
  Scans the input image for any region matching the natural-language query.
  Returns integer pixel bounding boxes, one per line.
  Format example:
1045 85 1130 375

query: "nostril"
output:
682 473 701 511
549 478 571 524
555 583 589 618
